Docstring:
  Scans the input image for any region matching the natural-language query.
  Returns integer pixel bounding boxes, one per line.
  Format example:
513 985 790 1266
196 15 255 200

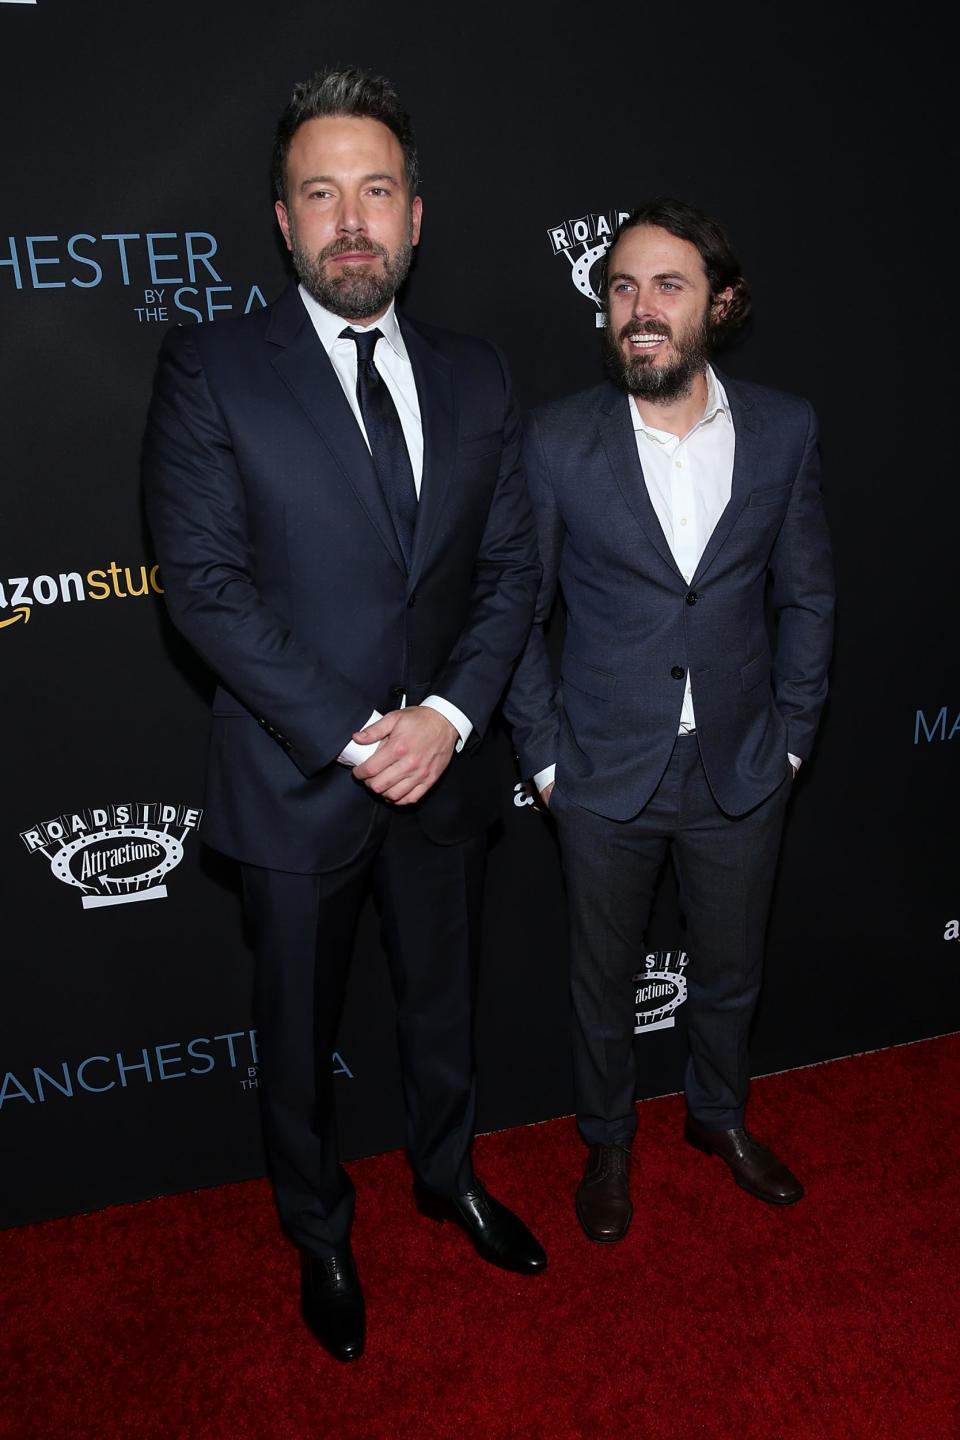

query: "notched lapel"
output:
597 388 680 578
402 319 457 583
265 287 406 573
691 381 761 586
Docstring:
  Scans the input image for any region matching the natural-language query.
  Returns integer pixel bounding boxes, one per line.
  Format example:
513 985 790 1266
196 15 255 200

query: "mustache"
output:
618 318 673 342
320 236 389 262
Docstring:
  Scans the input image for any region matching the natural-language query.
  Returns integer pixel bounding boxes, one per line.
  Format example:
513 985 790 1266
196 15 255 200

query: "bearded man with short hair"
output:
505 197 834 1241
143 66 545 1362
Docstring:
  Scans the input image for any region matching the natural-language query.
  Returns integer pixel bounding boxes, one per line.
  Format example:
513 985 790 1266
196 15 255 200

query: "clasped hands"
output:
353 706 458 805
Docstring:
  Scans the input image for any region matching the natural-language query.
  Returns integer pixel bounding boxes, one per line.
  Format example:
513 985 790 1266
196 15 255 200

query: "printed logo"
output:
512 780 536 809
0 561 163 635
914 707 960 743
0 1031 355 1111
20 802 202 909
633 950 689 1035
546 208 630 326
0 228 266 325
945 920 959 942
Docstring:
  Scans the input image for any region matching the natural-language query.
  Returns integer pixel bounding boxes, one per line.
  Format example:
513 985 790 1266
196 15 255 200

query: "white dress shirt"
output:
534 366 798 792
632 365 734 736
298 286 473 765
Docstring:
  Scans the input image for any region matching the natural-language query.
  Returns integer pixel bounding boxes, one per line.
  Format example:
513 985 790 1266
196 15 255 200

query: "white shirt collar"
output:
298 284 408 362
630 364 731 439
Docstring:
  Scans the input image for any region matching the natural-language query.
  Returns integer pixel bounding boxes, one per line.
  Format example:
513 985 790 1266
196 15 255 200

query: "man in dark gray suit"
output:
506 198 834 1241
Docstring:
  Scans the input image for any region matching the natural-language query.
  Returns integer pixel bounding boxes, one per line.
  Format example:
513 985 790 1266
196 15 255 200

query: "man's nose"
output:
632 288 660 320
336 198 365 234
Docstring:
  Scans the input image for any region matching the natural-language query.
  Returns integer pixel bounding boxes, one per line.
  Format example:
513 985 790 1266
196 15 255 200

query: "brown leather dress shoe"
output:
575 1143 633 1241
685 1115 804 1205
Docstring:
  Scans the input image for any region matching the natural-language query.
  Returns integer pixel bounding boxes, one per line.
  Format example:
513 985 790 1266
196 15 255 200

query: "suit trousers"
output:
551 734 791 1143
241 804 485 1259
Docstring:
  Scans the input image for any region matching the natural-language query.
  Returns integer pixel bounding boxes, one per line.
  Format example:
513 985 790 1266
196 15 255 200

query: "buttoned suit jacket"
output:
142 283 540 872
504 375 835 819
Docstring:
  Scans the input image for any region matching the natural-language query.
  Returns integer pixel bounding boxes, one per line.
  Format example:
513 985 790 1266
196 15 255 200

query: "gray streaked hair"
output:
272 66 419 204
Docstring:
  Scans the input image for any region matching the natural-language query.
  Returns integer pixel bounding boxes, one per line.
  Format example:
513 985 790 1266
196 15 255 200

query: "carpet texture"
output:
3 1035 959 1440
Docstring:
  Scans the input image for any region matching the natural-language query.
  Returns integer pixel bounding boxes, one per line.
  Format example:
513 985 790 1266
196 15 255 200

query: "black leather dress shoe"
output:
685 1115 804 1205
415 1181 547 1274
575 1143 633 1242
300 1247 365 1361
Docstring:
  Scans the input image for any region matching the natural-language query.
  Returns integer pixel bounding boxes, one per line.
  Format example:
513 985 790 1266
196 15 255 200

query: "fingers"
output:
540 782 554 808
354 739 407 781
356 753 416 794
353 711 401 745
353 706 457 798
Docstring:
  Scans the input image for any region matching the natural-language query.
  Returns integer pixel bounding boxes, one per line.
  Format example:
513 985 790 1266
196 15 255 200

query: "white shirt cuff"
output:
533 764 557 793
422 695 473 752
788 753 802 774
338 710 382 767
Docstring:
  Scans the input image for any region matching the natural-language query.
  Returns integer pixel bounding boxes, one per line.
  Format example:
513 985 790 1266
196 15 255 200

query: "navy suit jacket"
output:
142 284 540 871
504 375 835 819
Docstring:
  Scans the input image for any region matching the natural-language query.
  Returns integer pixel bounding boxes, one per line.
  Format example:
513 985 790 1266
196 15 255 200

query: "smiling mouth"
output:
626 333 668 348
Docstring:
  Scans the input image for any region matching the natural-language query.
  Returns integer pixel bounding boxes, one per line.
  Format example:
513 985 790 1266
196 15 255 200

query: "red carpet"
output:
3 1035 959 1440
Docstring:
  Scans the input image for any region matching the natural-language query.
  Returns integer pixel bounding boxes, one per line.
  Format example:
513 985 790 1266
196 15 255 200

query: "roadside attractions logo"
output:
633 951 689 1036
0 561 163 635
1 229 267 325
20 802 202 909
547 208 630 327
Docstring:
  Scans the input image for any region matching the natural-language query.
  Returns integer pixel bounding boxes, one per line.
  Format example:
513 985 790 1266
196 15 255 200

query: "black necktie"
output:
341 327 418 567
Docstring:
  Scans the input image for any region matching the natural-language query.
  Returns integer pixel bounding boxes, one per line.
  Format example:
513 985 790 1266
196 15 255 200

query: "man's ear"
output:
410 195 423 247
712 285 735 322
275 200 292 253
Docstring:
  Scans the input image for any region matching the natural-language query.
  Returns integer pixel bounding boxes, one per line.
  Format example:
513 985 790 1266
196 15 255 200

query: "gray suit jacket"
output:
504 375 835 819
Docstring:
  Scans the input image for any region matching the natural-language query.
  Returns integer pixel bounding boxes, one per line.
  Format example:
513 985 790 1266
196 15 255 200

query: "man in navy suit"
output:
506 199 834 1241
143 67 545 1361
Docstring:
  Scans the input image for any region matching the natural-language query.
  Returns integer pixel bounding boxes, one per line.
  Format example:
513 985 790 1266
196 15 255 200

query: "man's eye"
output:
368 187 390 197
612 282 633 293
660 281 679 291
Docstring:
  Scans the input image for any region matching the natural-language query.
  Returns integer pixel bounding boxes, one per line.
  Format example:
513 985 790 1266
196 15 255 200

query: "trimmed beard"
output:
290 227 414 321
604 305 712 403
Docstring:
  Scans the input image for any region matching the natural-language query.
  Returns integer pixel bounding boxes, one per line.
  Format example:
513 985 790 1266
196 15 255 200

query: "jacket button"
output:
391 685 404 699
671 665 685 680
407 592 417 609
685 591 699 606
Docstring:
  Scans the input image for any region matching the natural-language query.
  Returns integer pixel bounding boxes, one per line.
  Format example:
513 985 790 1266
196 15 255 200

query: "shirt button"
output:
679 517 688 526
675 460 683 469
671 665 685 680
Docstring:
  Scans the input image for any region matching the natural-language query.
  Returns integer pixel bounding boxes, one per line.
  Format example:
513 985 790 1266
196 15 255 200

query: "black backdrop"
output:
2 3 957 1229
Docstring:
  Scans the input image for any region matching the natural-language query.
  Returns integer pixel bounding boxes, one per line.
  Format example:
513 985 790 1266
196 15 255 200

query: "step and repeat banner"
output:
2 4 956 1226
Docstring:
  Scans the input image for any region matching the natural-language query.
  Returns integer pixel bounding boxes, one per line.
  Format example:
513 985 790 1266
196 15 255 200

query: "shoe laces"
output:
592 1143 632 1182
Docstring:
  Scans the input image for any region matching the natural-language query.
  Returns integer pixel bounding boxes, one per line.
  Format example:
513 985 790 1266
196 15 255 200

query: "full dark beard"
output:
604 310 712 403
291 231 414 321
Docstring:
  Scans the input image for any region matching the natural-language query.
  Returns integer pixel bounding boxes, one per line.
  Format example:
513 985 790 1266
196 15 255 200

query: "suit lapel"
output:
265 284 406 574
597 385 681 578
690 376 761 586
401 317 458 583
